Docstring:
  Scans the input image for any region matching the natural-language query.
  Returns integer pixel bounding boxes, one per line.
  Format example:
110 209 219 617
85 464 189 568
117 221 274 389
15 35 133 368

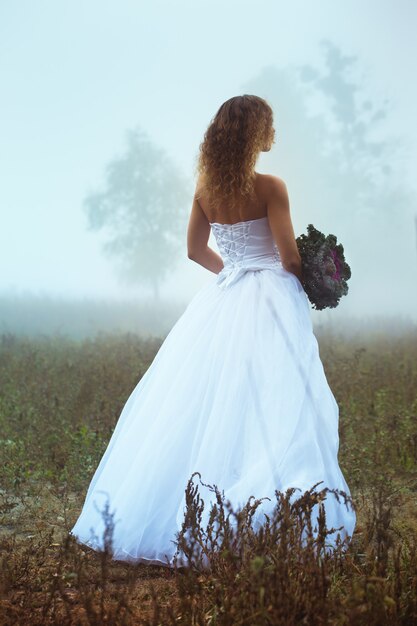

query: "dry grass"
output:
1 321 417 624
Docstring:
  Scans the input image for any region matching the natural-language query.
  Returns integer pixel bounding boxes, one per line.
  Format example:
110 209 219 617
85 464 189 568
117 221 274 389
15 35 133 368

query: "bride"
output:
70 94 356 567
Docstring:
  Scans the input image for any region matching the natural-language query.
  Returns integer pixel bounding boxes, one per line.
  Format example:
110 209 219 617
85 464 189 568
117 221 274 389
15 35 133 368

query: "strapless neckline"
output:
210 216 268 226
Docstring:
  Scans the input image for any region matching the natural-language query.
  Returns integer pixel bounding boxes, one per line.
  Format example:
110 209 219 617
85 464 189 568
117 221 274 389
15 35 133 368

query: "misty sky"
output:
1 0 416 323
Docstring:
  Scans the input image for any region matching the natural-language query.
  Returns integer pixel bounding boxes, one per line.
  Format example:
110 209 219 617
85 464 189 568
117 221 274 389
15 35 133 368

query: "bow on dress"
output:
215 258 281 290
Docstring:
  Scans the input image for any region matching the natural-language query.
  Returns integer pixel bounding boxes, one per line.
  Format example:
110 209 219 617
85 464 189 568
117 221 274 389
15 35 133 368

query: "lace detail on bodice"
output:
210 222 249 262
210 216 282 289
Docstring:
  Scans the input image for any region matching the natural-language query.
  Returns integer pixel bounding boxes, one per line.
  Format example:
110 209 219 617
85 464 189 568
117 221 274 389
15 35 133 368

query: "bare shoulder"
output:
258 173 288 198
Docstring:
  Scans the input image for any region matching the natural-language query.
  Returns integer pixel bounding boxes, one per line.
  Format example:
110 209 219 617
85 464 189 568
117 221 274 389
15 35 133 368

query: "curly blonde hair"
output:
195 94 275 211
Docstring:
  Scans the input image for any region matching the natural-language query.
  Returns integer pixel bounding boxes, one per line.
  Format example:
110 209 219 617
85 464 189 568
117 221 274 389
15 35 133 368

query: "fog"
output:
1 0 416 336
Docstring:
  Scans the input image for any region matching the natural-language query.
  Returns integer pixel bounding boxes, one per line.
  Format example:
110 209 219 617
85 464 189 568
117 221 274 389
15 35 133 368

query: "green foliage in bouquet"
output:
296 224 351 311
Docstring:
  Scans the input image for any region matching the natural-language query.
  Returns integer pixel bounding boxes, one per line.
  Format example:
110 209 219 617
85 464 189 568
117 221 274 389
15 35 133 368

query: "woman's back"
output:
196 171 268 225
193 171 302 282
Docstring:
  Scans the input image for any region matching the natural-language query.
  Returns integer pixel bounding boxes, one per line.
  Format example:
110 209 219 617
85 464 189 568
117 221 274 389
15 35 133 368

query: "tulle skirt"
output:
69 266 356 566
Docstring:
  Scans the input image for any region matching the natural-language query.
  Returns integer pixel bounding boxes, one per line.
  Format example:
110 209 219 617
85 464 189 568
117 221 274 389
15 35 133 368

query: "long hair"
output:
195 95 275 211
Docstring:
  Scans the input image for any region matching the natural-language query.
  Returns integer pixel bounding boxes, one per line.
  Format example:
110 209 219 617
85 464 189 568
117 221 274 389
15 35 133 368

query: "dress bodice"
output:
210 216 282 289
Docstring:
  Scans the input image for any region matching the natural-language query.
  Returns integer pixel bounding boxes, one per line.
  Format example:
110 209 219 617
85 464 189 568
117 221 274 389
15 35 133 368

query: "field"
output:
1 315 417 625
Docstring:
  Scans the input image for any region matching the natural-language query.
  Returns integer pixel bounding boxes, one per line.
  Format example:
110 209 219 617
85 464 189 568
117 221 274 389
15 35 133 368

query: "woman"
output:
70 94 356 567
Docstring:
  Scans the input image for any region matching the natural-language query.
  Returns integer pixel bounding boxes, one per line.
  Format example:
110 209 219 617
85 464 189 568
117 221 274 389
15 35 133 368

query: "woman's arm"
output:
265 176 302 282
187 191 224 274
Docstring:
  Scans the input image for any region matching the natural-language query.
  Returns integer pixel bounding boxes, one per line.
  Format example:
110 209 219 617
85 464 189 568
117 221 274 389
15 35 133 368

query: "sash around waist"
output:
215 254 282 289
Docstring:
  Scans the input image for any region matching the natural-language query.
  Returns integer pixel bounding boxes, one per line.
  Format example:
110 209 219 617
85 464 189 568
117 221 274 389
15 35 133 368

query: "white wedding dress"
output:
70 216 356 566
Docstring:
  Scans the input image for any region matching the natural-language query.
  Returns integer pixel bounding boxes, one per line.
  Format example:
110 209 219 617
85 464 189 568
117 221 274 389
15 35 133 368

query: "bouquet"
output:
295 224 351 311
